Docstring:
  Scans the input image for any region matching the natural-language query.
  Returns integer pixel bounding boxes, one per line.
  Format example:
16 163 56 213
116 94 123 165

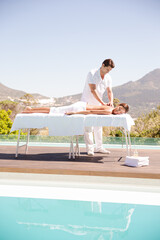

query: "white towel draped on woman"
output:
49 101 87 114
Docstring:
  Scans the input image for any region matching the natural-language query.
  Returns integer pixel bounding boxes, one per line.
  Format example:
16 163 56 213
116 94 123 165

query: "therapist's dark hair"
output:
102 59 115 68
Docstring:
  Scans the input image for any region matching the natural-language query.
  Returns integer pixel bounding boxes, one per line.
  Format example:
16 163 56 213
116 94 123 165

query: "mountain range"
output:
108 68 160 116
0 83 49 100
0 68 160 117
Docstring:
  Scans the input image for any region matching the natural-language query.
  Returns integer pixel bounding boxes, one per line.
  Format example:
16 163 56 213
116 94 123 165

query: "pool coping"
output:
0 142 160 150
0 172 160 206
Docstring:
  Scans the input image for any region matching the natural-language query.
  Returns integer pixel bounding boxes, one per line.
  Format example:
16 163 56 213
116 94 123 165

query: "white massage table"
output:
11 113 135 159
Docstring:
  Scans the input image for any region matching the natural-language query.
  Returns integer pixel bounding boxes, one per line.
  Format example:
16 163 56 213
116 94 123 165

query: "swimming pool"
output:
0 173 160 240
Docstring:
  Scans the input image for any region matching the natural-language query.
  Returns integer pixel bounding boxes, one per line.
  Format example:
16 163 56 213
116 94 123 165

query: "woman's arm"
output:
66 109 112 115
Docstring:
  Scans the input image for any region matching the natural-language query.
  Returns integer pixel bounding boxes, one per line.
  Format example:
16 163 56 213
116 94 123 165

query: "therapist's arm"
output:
89 84 105 105
107 87 113 106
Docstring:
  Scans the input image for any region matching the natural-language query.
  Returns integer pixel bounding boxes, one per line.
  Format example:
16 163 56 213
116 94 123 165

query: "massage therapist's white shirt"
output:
81 68 112 105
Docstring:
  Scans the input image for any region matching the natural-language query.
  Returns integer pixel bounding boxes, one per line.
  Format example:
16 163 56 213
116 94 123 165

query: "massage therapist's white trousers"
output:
84 126 103 152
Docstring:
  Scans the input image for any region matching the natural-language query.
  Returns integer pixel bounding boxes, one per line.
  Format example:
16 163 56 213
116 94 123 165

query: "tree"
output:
131 105 160 138
0 109 27 135
0 109 13 134
0 100 19 120
20 94 37 105
113 98 120 107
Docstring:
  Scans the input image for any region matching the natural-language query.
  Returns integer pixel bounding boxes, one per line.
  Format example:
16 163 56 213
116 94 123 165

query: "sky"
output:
0 0 160 98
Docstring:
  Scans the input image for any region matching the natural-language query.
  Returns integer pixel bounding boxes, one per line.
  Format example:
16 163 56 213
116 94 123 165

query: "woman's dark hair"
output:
119 103 129 113
102 59 115 68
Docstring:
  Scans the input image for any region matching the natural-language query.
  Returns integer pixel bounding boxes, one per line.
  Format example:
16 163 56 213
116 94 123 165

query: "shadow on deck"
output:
0 145 160 179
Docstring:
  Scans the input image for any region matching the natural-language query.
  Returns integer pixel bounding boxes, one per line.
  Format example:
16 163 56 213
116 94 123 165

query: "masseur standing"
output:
81 59 115 156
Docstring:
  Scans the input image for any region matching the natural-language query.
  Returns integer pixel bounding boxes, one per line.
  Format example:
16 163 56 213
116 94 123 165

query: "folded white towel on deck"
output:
125 156 149 167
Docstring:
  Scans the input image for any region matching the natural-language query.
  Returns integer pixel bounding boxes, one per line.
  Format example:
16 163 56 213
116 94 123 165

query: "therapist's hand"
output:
107 102 113 107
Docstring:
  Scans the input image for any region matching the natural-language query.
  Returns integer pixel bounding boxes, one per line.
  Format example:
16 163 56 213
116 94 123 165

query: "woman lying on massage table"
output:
22 101 129 115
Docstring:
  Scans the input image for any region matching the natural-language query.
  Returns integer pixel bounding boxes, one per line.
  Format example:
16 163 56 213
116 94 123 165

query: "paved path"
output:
0 146 160 179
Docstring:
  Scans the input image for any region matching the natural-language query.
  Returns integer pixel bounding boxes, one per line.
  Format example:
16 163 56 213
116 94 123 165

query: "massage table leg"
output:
118 128 131 161
75 136 80 157
118 128 125 161
25 129 30 155
15 129 21 158
69 139 72 159
69 136 75 159
69 136 80 159
124 129 129 156
128 131 132 156
15 128 30 158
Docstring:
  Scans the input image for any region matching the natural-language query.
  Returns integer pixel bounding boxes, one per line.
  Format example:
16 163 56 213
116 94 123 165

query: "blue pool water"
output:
0 197 160 240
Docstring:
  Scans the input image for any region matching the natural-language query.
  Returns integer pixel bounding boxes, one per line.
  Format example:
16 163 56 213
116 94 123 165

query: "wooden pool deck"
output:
0 145 160 179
